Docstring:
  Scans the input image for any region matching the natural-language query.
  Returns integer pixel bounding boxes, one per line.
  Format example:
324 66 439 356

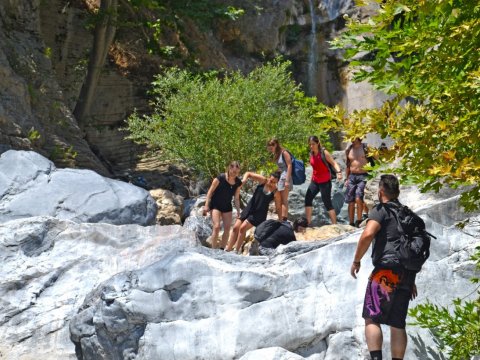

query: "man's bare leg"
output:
355 197 364 226
365 319 383 355
390 326 407 359
348 202 355 225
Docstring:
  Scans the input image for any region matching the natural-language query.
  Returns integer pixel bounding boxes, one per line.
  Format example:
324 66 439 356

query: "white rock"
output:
70 201 479 359
0 152 477 360
0 217 198 359
0 150 157 225
239 347 306 360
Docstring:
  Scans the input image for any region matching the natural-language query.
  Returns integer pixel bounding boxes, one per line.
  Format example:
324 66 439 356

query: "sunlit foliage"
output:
329 0 479 211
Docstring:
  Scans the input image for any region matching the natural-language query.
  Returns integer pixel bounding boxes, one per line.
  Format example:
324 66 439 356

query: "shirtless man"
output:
345 137 371 227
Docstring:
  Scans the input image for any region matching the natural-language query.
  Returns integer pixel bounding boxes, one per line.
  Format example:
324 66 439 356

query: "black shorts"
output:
210 201 233 213
362 267 415 329
239 213 266 227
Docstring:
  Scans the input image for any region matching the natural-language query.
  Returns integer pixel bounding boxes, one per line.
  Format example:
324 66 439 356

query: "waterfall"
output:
307 0 318 97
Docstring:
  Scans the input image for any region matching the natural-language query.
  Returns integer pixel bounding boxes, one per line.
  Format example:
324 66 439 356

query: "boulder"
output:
0 150 157 225
149 188 184 225
295 224 356 242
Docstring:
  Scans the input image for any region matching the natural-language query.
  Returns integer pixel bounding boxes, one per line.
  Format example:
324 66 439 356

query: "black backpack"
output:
320 147 337 179
384 202 436 272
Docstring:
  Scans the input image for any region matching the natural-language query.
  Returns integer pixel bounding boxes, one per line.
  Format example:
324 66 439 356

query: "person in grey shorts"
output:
345 137 373 227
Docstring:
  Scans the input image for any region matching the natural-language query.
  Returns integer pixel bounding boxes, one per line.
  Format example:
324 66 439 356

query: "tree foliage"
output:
126 60 327 179
409 246 480 360
329 0 480 211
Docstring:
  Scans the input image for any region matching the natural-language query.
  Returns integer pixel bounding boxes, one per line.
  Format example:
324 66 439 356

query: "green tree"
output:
126 60 324 179
329 2 480 358
409 246 480 359
329 0 480 211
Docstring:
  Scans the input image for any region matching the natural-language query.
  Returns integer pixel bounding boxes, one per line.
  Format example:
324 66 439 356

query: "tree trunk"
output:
73 0 118 125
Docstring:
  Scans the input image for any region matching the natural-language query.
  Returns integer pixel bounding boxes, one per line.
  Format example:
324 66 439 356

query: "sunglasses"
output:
230 164 240 168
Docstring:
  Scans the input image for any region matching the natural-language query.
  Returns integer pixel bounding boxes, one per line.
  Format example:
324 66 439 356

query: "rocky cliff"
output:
0 0 382 195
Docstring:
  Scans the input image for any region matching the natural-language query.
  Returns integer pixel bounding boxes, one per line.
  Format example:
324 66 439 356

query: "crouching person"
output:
252 217 309 255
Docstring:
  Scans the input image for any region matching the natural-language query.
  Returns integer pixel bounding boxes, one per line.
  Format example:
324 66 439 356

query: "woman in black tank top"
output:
225 170 282 253
203 161 242 249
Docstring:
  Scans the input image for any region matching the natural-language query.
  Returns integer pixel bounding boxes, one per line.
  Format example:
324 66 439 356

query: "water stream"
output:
307 0 318 97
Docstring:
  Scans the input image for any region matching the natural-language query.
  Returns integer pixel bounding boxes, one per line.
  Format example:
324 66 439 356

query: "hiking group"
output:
203 136 343 252
203 136 373 252
202 136 433 360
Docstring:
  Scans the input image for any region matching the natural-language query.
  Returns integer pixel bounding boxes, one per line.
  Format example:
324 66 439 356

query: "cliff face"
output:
0 0 381 192
0 0 110 174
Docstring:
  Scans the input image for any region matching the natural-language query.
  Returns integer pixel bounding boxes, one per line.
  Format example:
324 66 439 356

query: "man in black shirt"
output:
350 174 417 360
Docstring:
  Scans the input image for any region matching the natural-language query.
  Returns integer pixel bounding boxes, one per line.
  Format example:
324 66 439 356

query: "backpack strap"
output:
363 143 376 167
320 147 329 167
320 147 337 177
370 202 407 268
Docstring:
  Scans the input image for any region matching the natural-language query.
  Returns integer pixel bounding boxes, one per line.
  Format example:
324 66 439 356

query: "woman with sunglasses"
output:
267 138 293 221
203 161 242 249
225 170 282 253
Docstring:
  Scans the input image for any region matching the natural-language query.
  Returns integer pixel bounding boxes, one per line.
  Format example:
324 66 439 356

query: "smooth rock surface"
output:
70 194 479 359
0 150 156 225
0 217 197 359
239 347 307 360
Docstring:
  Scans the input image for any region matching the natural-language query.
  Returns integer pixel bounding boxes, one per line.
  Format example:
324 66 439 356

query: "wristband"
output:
353 261 361 266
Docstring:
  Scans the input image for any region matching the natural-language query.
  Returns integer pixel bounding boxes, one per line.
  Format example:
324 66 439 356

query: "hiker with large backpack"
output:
350 174 434 360
304 135 343 225
267 138 294 222
345 137 376 227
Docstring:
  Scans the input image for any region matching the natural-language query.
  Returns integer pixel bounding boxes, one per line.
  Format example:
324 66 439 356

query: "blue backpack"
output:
282 150 306 185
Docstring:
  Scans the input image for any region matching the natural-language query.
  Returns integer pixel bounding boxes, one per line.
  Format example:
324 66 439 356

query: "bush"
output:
409 246 480 359
126 60 329 180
